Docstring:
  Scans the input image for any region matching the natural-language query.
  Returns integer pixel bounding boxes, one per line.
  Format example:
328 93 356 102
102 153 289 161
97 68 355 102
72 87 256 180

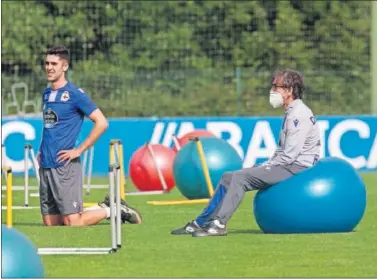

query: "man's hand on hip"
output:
57 149 82 166
37 152 41 165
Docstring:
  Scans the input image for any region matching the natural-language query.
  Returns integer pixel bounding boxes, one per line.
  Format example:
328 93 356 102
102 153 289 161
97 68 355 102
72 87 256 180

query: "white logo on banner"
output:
1 121 36 172
150 119 377 169
326 119 377 169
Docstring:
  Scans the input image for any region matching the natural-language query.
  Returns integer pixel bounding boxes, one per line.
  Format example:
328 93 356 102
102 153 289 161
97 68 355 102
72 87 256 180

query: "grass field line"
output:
1 185 109 190
2 206 40 210
3 189 166 199
1 185 166 196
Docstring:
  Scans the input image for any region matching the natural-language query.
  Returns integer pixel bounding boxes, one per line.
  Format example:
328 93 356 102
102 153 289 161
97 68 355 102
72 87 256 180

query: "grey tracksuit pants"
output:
195 164 307 226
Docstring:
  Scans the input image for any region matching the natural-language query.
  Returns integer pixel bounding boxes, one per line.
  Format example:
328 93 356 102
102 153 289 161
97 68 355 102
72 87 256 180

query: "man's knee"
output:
42 214 64 226
230 168 261 191
43 220 56 227
232 172 249 186
220 172 234 188
63 213 84 226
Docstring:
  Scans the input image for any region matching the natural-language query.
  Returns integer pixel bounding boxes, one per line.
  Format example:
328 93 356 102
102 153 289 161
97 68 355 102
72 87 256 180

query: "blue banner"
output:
2 115 376 176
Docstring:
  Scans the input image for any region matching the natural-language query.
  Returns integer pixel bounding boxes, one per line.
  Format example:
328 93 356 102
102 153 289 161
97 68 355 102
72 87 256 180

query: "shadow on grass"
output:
12 222 110 227
228 229 359 235
12 222 45 227
228 229 264 235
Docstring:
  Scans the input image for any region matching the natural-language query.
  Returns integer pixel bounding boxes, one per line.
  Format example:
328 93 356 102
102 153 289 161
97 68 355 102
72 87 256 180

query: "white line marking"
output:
126 190 166 196
1 206 40 210
2 186 167 196
1 184 110 190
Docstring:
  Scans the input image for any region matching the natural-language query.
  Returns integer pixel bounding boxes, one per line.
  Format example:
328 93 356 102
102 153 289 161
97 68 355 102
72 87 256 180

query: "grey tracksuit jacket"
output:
267 99 321 167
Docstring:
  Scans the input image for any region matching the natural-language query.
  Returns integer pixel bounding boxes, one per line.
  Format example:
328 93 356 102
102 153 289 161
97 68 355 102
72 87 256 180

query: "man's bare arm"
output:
76 108 108 154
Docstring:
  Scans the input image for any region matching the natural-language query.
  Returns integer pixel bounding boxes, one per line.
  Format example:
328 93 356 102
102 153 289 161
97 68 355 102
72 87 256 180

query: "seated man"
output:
171 69 321 237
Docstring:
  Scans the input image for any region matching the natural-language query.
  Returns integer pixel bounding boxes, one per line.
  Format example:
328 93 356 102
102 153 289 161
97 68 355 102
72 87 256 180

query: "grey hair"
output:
271 69 305 99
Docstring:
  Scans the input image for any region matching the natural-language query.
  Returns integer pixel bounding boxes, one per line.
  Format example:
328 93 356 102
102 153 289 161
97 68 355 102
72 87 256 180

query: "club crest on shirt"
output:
61 91 70 102
293 118 299 127
43 108 58 128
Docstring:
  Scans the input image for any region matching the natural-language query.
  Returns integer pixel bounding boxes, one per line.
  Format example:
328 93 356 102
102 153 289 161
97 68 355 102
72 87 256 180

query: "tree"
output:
1 0 371 116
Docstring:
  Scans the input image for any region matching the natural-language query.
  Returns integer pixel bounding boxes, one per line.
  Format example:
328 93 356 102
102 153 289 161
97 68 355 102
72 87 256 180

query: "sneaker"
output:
171 220 203 235
120 203 142 224
99 195 142 225
98 195 110 208
192 219 227 237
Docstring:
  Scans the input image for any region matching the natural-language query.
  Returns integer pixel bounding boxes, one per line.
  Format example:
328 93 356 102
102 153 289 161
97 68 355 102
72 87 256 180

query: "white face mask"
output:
269 90 284 108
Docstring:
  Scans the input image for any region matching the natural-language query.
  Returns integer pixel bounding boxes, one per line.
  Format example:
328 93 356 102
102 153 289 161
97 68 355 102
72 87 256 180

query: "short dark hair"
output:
272 69 305 99
46 45 70 63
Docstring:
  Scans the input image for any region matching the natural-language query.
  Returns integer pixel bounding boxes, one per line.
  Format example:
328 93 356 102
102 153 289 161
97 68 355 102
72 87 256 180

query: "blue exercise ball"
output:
2 225 45 278
253 157 367 234
173 137 243 199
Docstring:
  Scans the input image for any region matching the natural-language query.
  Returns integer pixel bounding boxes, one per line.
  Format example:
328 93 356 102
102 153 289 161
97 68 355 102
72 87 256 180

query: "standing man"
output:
39 45 142 226
171 69 321 237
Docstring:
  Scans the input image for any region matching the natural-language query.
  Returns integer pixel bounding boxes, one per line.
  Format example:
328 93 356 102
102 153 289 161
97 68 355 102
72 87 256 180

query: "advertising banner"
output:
2 116 376 176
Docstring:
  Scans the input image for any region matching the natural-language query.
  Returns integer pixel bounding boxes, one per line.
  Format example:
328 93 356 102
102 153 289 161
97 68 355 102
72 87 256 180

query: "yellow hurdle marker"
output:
192 137 215 197
147 199 209 206
83 202 99 207
146 142 169 192
147 137 214 206
2 166 13 227
109 139 125 199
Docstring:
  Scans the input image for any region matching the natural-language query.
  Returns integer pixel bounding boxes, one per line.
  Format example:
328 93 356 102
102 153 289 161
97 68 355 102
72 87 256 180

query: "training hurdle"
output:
81 139 126 197
82 145 95 195
84 139 166 198
23 144 104 208
110 139 167 197
147 137 214 206
37 164 122 255
1 144 7 182
24 143 40 207
109 139 126 199
2 166 13 227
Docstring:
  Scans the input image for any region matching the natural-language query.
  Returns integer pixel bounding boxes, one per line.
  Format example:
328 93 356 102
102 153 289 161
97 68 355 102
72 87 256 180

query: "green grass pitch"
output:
2 173 377 277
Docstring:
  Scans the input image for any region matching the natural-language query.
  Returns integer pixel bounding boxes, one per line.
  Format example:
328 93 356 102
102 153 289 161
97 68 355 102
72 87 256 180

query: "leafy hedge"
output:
1 1 371 116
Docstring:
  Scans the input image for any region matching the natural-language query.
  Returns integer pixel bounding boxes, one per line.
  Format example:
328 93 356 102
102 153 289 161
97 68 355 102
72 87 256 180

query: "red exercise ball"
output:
173 129 216 152
129 144 176 192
